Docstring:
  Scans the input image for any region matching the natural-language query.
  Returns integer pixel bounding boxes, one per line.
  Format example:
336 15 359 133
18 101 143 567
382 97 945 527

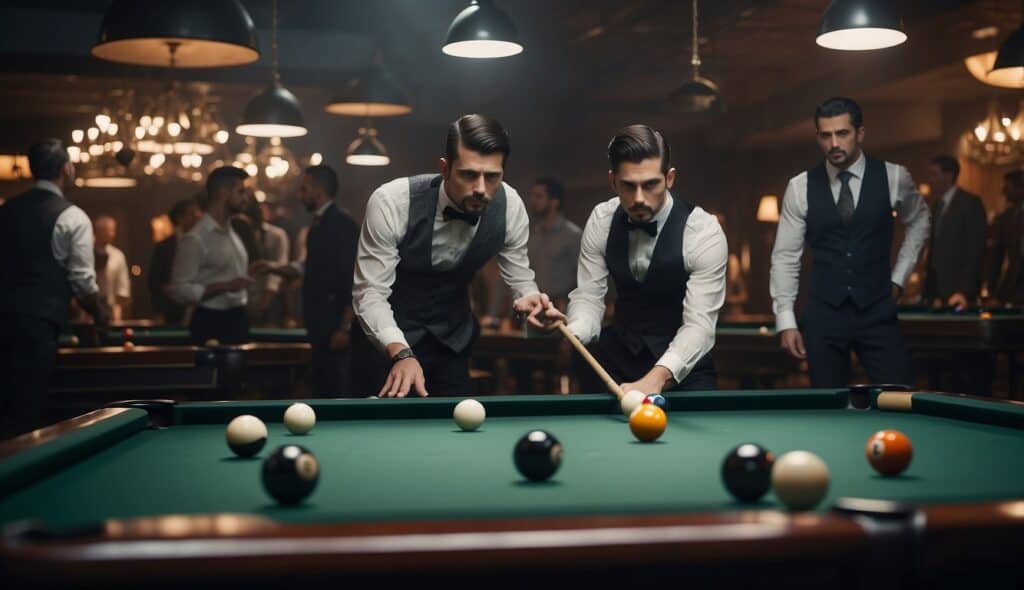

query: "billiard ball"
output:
68 335 80 347
629 404 667 442
721 443 775 502
642 394 667 411
771 450 830 510
123 341 135 350
284 403 316 435
758 325 770 335
204 338 221 348
620 389 646 417
261 444 319 505
513 430 562 482
123 327 134 339
980 311 992 320
865 430 912 476
453 399 486 431
226 415 268 457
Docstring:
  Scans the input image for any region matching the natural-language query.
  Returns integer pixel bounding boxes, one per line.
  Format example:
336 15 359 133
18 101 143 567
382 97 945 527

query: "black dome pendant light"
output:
92 0 259 68
442 0 523 59
816 0 907 51
669 0 722 113
236 0 306 138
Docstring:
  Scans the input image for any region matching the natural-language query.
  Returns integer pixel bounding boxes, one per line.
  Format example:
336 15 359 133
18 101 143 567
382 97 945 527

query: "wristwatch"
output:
390 347 416 364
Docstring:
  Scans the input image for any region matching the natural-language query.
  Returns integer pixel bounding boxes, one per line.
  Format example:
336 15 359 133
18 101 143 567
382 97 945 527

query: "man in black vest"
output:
566 125 726 394
253 164 360 396
770 98 930 387
352 114 560 397
922 155 986 309
0 139 108 439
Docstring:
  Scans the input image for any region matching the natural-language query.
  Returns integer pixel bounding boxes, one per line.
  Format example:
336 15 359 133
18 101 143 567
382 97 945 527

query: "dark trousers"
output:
801 296 910 388
580 329 718 393
189 306 250 345
0 314 59 440
310 338 351 398
349 325 474 397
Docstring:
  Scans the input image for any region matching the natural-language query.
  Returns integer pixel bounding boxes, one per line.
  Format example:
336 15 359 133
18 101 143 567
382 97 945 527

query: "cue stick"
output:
556 324 625 400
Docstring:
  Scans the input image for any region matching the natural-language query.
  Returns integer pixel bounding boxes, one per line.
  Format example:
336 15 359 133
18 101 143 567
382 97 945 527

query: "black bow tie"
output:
443 206 480 226
625 217 658 237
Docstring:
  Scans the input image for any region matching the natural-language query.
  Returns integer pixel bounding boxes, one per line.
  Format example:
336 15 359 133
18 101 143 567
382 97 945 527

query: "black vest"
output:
302 203 359 343
0 188 73 326
806 155 894 308
606 198 709 362
389 175 506 352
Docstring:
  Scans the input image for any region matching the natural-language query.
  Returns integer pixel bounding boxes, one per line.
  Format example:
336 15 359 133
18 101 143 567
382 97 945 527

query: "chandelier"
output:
68 89 138 188
959 100 1024 166
136 83 231 182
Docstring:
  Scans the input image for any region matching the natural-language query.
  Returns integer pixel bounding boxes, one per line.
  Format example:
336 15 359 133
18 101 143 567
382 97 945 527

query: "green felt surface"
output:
59 327 309 347
2 392 1023 530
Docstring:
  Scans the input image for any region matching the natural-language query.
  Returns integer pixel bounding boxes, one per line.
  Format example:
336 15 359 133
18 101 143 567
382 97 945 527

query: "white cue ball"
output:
284 403 316 435
771 450 830 510
620 390 647 417
453 399 486 431
225 415 268 458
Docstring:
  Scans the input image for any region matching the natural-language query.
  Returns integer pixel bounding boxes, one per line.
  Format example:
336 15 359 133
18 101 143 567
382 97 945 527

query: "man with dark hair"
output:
770 97 930 387
169 166 254 344
253 164 360 396
352 114 560 397
527 177 581 307
988 170 1024 307
566 124 726 394
0 138 108 439
922 155 986 309
149 198 201 325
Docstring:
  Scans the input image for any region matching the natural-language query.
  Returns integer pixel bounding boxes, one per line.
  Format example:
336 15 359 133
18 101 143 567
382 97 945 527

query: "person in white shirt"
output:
169 166 255 344
92 215 131 321
0 139 107 439
566 125 727 395
770 97 930 387
351 114 561 398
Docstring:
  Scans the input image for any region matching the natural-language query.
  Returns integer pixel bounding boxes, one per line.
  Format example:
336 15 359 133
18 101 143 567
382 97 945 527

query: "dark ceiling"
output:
0 0 1020 188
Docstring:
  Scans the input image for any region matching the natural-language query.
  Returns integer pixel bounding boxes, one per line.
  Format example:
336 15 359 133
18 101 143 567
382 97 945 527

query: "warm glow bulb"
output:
139 115 152 128
150 153 165 168
72 129 84 143
214 130 229 144
310 152 323 166
87 127 100 141
107 123 119 136
168 122 181 137
95 114 111 131
975 125 987 141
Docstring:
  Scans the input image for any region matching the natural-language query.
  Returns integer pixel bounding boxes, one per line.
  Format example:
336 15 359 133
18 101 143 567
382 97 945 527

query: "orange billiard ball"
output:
629 405 667 443
123 327 134 339
123 341 135 350
865 430 912 476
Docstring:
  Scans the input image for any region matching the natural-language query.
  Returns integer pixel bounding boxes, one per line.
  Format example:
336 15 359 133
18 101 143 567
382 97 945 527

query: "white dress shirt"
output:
353 177 539 350
169 213 249 310
96 243 130 306
38 180 98 298
770 152 931 332
566 194 728 383
258 222 290 293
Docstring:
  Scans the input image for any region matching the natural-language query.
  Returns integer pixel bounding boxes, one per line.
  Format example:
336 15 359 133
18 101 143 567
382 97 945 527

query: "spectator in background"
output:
988 170 1024 307
527 177 582 310
93 215 131 321
149 198 201 325
922 155 986 309
241 193 289 325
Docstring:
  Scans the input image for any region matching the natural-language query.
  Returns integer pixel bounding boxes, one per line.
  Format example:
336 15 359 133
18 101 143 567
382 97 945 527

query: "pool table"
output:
1 388 1022 588
62 325 310 347
50 343 312 414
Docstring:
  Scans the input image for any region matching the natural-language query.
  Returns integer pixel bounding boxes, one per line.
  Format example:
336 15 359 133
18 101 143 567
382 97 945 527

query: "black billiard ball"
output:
261 444 320 505
513 430 562 482
721 443 775 502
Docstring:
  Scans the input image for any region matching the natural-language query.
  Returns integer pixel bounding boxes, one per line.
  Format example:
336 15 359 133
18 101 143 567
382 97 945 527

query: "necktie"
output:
837 170 855 225
625 217 658 237
443 206 480 226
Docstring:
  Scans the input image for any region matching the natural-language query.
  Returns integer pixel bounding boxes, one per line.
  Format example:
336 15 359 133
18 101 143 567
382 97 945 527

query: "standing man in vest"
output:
352 114 559 397
0 139 108 439
770 97 930 387
566 125 726 394
252 164 360 396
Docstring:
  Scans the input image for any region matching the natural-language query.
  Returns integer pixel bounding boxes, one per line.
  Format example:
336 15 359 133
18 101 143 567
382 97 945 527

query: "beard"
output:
458 192 489 213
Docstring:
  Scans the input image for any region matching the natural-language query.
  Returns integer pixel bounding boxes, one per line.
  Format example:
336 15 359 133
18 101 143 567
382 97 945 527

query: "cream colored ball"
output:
453 399 486 431
284 403 316 435
620 390 647 417
771 450 830 510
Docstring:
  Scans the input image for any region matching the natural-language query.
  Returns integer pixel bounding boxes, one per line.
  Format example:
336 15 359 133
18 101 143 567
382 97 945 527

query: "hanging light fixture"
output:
442 0 522 59
756 195 780 223
237 0 307 138
816 0 907 51
990 9 1024 87
325 66 412 117
91 0 258 67
669 0 722 112
959 100 1022 166
346 124 390 166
